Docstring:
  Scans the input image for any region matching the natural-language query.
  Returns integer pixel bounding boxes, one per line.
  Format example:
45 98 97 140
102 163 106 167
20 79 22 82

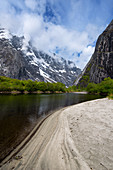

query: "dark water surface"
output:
0 93 101 161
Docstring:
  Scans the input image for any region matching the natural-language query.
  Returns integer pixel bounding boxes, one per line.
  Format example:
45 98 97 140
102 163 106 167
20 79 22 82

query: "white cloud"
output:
1 12 101 70
0 0 109 70
30 21 101 70
25 0 37 10
25 0 46 13
74 46 95 69
22 14 44 39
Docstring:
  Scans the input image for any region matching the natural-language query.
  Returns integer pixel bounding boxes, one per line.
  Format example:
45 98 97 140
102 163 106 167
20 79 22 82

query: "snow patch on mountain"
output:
0 28 12 40
0 27 81 86
59 69 66 73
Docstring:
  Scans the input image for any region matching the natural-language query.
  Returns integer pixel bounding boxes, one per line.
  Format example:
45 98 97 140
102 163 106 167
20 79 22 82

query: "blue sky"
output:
0 0 113 69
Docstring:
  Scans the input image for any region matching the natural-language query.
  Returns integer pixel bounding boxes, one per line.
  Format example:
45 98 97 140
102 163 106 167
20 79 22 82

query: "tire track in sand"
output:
1 107 91 170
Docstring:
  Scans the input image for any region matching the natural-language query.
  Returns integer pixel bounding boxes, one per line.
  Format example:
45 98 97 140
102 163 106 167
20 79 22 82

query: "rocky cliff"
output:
0 28 81 86
75 20 113 87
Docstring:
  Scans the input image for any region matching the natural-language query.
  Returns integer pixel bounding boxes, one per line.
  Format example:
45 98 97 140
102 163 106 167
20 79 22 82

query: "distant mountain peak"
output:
0 27 81 86
104 19 113 32
0 28 12 40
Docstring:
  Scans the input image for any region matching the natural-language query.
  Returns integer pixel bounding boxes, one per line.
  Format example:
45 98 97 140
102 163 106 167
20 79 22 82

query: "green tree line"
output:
86 77 113 96
0 76 67 93
2 76 113 96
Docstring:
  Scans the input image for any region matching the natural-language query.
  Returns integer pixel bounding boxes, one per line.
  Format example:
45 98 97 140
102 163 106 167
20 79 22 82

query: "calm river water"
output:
0 93 101 162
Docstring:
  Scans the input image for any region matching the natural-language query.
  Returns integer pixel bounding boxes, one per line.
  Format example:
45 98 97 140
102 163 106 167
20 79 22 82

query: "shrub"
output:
0 76 67 93
86 77 113 96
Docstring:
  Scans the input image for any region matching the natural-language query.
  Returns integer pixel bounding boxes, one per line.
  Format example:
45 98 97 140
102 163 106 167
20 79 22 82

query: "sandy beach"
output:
1 98 113 170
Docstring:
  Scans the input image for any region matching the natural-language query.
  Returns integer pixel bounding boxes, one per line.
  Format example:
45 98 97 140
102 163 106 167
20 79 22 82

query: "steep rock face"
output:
0 28 81 86
75 20 113 87
0 38 43 82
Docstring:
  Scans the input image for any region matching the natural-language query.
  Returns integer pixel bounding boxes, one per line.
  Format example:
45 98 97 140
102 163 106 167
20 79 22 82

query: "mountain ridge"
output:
75 20 113 87
0 28 81 86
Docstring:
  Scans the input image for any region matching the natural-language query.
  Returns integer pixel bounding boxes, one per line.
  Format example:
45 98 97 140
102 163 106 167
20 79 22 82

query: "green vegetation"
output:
86 77 113 96
67 85 86 92
2 76 113 97
0 76 67 94
67 85 77 92
79 75 90 87
77 63 92 88
5 75 113 95
108 94 113 99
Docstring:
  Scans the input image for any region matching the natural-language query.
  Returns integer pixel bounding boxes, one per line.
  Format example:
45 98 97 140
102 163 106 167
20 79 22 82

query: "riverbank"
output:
1 98 113 170
74 91 88 94
0 91 64 95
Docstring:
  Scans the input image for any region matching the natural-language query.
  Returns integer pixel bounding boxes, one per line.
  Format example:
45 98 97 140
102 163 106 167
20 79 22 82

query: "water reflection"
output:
0 93 101 161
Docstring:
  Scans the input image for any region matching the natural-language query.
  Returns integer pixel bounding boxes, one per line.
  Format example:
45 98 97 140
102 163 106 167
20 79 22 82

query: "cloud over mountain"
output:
0 0 113 69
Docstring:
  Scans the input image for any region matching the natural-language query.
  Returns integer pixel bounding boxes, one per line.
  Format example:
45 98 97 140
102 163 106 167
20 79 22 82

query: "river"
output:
0 93 101 162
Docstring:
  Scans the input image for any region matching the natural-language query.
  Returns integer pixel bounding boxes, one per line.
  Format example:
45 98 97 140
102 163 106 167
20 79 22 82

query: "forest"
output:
86 77 113 98
0 76 67 93
0 76 113 98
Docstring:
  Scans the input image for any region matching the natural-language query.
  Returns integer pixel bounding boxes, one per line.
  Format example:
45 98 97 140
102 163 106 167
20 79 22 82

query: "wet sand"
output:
1 98 113 170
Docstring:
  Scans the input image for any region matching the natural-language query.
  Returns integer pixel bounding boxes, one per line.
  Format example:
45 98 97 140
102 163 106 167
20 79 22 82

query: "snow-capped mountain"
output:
0 28 81 86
